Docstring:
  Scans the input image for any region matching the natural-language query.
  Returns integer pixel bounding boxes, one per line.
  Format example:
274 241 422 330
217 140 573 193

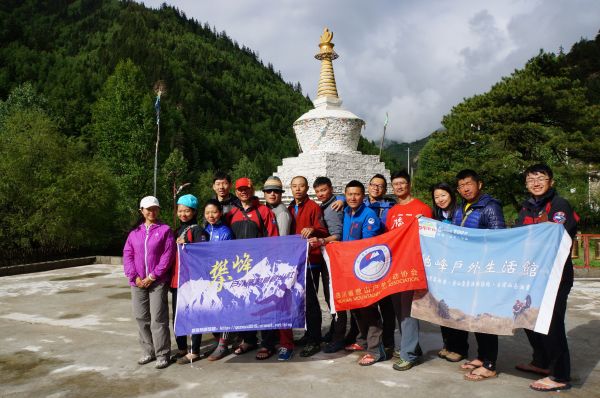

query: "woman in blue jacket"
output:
202 199 234 360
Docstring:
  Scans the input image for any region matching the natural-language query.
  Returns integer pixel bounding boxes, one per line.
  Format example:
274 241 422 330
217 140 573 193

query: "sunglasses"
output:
263 189 282 194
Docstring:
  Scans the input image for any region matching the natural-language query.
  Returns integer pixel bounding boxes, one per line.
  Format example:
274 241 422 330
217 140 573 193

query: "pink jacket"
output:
123 222 175 286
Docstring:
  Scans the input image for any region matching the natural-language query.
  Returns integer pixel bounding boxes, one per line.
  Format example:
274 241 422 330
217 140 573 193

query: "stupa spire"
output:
314 28 339 99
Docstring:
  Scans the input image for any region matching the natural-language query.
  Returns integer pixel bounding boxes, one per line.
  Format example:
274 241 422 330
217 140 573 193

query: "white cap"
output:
139 196 160 209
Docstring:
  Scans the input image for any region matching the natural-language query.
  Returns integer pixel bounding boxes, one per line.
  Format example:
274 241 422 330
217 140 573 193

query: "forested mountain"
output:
415 33 600 224
0 0 400 263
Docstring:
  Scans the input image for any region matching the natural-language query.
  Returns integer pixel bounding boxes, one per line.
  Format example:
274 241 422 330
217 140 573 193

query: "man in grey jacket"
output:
309 176 345 353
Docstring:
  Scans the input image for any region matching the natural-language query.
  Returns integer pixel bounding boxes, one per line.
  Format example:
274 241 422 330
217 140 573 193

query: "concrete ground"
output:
0 264 599 398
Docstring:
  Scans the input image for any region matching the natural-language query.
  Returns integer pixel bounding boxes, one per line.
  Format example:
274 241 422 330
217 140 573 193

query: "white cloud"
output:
141 0 600 142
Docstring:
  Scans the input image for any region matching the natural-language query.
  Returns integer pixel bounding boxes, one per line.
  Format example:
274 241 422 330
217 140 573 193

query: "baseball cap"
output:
176 194 198 210
139 196 160 209
262 176 284 192
235 177 252 190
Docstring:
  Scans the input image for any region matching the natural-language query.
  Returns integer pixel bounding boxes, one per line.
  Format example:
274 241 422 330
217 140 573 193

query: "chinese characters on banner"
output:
323 219 427 312
174 235 307 335
412 218 572 335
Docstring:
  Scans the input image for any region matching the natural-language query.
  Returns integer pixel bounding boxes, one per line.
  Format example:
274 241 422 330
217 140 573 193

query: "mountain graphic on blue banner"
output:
174 235 307 335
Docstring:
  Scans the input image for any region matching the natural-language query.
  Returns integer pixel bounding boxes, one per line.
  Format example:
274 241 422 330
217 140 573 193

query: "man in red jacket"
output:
288 176 329 357
226 177 279 359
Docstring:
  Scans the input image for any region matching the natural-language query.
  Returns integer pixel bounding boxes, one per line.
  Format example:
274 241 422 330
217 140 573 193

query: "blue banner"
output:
412 218 572 335
174 235 307 335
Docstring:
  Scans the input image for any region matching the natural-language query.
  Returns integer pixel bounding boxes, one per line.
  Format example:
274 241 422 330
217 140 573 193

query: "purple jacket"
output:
123 222 175 286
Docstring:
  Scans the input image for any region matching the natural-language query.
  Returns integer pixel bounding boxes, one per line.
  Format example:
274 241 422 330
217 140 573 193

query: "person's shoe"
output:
384 346 395 360
207 345 230 361
445 351 464 362
294 334 309 346
393 358 415 371
155 357 170 369
176 352 200 364
438 348 449 359
393 349 401 359
300 343 321 357
344 343 365 352
323 341 345 353
278 347 294 361
137 355 156 365
415 344 423 357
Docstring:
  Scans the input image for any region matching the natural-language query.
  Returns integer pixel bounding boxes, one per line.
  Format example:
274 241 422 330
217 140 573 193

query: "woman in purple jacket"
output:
123 196 175 369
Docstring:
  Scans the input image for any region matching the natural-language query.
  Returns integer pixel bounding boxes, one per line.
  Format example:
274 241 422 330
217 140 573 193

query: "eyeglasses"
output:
457 181 476 190
392 181 408 187
369 183 385 189
525 177 549 185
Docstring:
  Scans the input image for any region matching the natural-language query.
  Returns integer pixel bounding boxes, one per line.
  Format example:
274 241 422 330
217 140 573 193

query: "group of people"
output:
123 163 576 392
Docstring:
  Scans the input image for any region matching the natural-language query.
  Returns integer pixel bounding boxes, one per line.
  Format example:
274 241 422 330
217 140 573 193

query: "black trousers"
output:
525 279 572 382
305 266 327 344
170 288 202 354
378 295 396 348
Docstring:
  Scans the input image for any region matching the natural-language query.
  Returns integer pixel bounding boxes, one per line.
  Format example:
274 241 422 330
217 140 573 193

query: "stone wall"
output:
275 151 391 197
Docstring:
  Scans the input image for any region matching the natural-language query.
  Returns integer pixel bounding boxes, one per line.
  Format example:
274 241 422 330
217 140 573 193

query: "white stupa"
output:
275 28 390 196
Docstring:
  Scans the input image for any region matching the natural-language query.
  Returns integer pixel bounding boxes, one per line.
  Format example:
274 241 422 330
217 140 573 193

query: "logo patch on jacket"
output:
553 212 566 224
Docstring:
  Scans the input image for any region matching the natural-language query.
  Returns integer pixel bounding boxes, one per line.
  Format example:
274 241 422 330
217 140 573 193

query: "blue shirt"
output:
363 196 395 229
343 204 382 241
205 222 234 241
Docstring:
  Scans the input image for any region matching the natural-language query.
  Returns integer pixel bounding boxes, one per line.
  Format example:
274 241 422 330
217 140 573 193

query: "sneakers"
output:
323 340 345 353
155 357 170 369
278 347 294 361
137 355 156 365
300 343 321 357
393 358 415 371
294 334 309 346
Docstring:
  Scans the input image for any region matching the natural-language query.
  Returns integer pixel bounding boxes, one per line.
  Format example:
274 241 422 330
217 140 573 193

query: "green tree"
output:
90 59 155 222
0 96 118 257
415 52 600 223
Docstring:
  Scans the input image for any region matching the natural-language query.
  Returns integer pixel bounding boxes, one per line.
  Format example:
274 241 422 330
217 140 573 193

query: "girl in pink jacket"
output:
123 196 175 369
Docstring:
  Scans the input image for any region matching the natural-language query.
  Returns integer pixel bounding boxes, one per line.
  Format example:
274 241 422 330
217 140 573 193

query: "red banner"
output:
324 218 427 311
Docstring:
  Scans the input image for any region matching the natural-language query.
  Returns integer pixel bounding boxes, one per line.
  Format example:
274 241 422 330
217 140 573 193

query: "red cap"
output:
235 177 252 189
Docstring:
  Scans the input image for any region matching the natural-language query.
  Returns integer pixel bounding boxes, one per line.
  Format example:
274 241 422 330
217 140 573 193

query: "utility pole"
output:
406 146 411 174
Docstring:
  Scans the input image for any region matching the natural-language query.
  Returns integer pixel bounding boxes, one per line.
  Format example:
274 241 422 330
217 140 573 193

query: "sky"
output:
141 0 600 143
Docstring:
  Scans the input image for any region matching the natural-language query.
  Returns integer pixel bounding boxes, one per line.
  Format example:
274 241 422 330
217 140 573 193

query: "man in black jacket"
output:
515 163 577 392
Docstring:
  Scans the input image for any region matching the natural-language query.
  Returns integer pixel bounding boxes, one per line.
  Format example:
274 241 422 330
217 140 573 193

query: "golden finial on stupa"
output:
315 28 339 99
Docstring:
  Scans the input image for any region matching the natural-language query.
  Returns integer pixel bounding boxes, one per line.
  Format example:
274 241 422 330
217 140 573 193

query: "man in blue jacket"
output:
342 180 386 366
452 169 505 381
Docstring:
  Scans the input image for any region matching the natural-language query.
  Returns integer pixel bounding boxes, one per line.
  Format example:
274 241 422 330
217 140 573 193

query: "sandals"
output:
358 353 382 366
515 363 550 376
255 347 274 360
529 377 571 392
233 342 256 356
461 359 483 370
345 343 366 352
438 349 464 362
464 368 498 381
